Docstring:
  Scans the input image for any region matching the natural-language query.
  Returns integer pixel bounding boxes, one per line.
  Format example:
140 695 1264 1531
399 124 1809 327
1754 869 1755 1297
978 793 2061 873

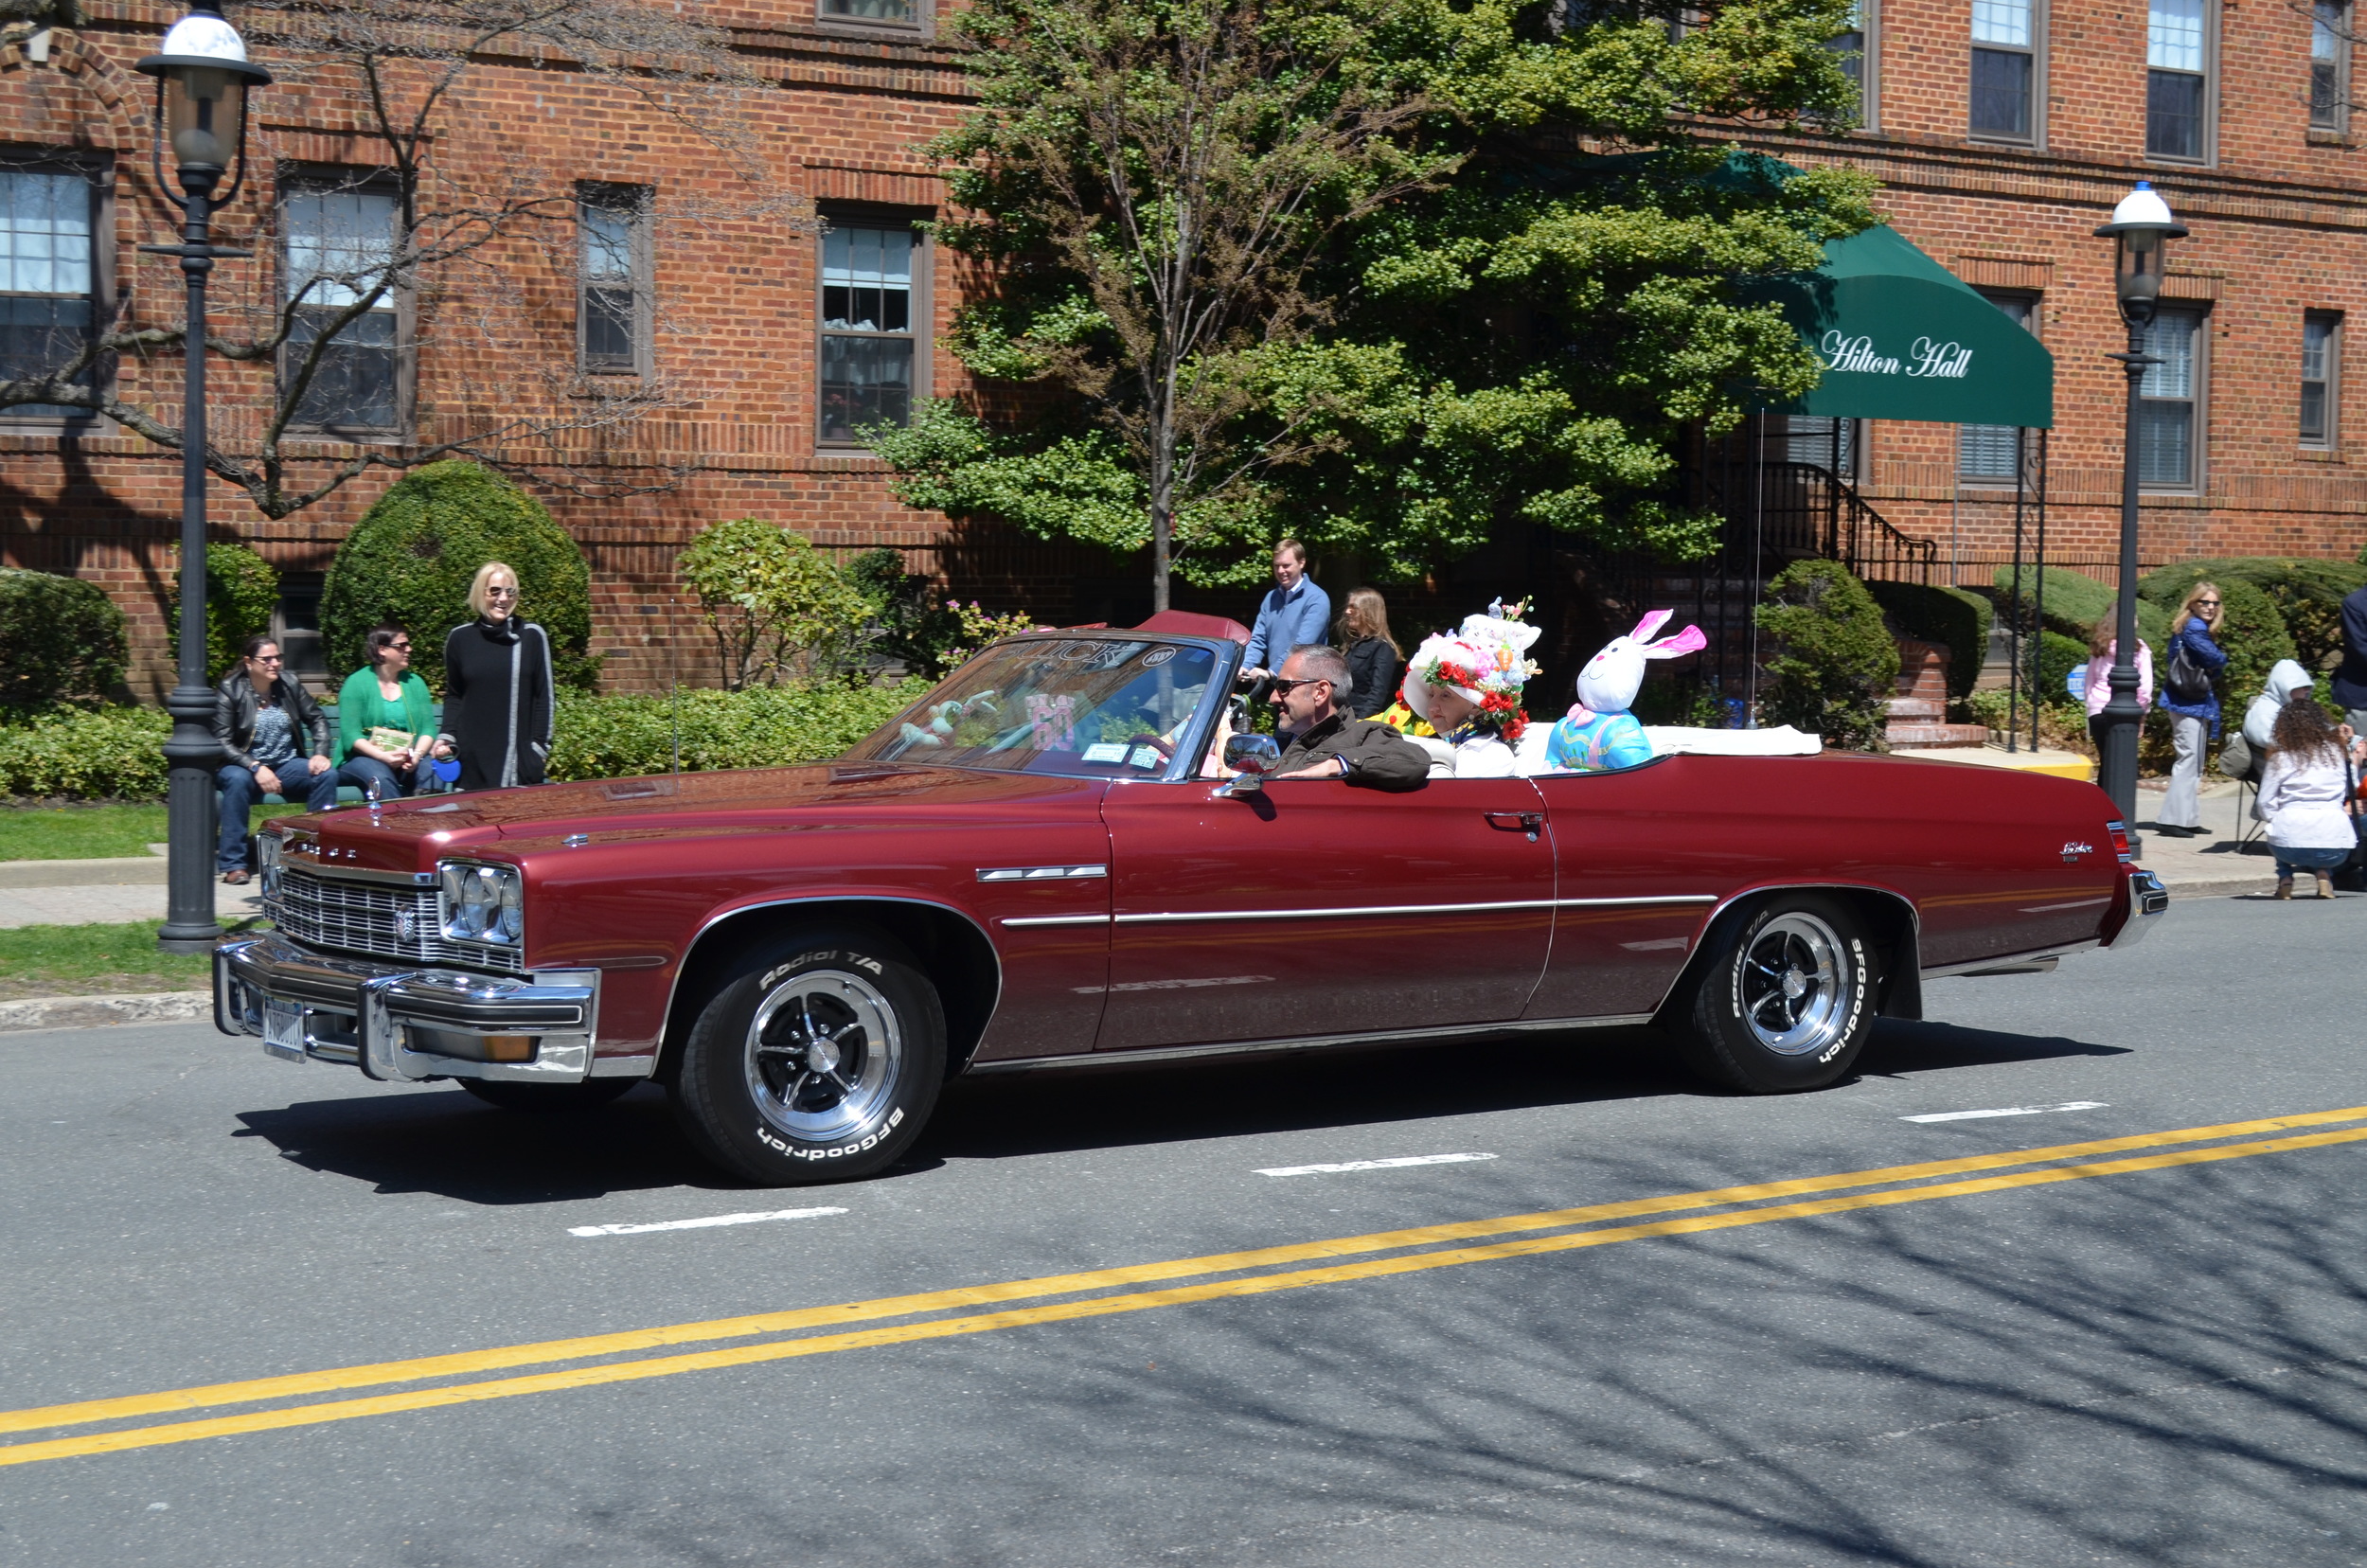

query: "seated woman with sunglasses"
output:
334 624 446 801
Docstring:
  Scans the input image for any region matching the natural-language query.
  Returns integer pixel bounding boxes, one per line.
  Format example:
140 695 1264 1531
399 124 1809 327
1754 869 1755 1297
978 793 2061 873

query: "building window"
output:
2146 0 2211 160
1832 0 1877 127
1785 417 1860 479
281 184 401 433
819 221 918 443
2136 308 2203 488
0 168 96 419
2314 1 2350 131
2302 312 2340 446
578 185 649 376
822 0 914 25
1958 294 2038 482
1970 0 2038 141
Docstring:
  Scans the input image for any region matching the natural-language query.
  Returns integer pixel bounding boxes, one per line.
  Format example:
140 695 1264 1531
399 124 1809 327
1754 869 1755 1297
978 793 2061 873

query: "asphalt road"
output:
1 895 2363 1567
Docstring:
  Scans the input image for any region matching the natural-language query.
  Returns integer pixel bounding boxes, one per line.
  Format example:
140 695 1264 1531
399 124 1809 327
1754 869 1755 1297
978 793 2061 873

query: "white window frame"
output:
576 182 652 378
2313 0 2351 134
2136 305 2208 492
1958 291 2040 485
277 171 408 439
1833 0 1879 130
815 208 930 449
1968 0 2044 146
0 151 111 431
817 0 930 38
2302 312 2341 449
2145 0 2217 165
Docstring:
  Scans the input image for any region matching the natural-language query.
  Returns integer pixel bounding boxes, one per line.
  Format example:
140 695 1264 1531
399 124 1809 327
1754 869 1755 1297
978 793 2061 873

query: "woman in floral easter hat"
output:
1401 599 1541 778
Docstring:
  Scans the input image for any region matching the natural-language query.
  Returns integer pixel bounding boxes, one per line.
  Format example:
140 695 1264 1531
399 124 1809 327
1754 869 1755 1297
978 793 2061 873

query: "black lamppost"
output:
2093 181 2184 857
137 2 270 953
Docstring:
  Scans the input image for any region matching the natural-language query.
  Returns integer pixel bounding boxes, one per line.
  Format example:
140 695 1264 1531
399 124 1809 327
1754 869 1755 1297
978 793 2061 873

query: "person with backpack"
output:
2155 581 2227 839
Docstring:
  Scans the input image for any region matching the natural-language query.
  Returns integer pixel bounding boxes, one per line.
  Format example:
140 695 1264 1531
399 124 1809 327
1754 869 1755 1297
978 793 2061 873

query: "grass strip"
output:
0 803 305 863
0 919 229 1000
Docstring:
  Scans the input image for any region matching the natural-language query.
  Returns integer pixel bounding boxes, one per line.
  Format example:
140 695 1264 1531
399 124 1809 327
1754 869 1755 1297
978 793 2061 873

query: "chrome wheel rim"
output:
744 969 903 1143
1739 913 1848 1057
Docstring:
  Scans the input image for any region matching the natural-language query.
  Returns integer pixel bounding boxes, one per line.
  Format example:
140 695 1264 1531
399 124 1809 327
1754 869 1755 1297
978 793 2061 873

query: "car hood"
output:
276 764 1110 873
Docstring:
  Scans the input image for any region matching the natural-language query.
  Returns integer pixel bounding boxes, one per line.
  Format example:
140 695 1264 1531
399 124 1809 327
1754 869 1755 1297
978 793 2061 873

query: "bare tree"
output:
0 0 804 519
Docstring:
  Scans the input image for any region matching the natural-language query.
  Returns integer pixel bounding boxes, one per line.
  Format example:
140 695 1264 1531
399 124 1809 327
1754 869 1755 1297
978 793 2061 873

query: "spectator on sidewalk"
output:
2260 698 2354 900
2335 580 2367 735
212 636 336 883
1241 540 1331 683
334 625 445 801
440 561 555 792
2082 614 2152 755
2155 581 2227 838
1338 588 1403 720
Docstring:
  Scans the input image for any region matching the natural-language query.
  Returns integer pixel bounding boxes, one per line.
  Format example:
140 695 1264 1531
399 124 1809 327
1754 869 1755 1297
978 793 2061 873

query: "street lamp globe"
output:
2093 182 2187 328
134 3 272 201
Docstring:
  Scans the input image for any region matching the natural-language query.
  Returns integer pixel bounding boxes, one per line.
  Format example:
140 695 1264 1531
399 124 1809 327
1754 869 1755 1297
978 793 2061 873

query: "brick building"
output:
1763 0 2367 590
2 0 2362 700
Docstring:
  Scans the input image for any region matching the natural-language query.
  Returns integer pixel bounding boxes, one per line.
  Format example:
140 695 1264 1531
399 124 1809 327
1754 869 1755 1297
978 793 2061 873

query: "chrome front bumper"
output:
214 931 639 1083
2109 868 2170 949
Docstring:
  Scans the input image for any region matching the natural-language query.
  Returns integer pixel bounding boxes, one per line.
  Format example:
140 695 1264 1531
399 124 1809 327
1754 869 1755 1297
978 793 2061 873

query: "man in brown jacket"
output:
1264 645 1429 790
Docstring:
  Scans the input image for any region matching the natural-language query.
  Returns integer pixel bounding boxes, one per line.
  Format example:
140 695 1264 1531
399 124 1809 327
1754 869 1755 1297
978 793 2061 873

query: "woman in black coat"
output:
440 561 555 790
1338 587 1404 720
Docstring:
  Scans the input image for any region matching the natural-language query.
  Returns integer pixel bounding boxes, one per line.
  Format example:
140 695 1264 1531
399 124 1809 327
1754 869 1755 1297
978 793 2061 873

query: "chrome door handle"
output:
1485 811 1543 841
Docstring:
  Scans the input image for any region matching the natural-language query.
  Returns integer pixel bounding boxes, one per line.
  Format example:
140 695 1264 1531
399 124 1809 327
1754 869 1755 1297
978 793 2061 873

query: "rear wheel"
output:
1675 895 1876 1094
668 928 945 1185
456 1078 638 1113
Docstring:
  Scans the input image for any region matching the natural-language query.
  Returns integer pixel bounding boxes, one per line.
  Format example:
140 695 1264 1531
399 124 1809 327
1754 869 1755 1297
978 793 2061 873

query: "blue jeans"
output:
336 755 416 803
2273 846 2350 877
217 759 339 871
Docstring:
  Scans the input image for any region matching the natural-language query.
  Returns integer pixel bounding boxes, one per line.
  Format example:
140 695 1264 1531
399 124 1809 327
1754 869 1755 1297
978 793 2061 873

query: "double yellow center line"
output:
7 1104 2366 1469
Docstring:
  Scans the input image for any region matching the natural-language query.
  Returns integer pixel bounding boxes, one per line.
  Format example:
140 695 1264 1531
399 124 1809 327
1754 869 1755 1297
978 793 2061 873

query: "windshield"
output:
845 637 1220 777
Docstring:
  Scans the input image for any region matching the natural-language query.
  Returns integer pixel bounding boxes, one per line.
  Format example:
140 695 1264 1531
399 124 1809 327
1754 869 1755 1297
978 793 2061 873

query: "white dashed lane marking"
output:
1901 1102 2109 1124
568 1207 847 1238
1256 1153 1498 1177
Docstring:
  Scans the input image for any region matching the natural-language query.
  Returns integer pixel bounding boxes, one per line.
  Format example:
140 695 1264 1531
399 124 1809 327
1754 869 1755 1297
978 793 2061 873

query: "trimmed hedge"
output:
166 542 278 682
0 704 169 799
2138 568 2296 720
1755 561 1899 751
0 569 127 706
1990 564 2168 650
2024 630 2087 709
322 462 597 694
2137 556 2367 673
1865 580 1992 701
545 679 932 782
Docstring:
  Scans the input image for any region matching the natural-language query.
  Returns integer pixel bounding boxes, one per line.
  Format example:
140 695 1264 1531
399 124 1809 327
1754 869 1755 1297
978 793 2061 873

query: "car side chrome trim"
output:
965 1012 1659 1075
1557 895 1720 908
1009 895 1714 930
1920 939 2101 980
978 864 1108 882
1001 914 1113 928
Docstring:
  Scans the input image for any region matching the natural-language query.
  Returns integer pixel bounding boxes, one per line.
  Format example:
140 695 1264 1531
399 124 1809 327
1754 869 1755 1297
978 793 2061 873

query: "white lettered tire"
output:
1677 895 1876 1094
669 928 945 1184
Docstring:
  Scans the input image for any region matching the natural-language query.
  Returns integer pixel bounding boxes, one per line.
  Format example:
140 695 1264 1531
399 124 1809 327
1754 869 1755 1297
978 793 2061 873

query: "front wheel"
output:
1674 896 1876 1094
668 928 945 1185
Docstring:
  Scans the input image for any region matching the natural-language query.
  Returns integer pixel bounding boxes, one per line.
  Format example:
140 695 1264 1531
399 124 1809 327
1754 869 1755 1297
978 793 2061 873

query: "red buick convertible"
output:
216 613 2166 1184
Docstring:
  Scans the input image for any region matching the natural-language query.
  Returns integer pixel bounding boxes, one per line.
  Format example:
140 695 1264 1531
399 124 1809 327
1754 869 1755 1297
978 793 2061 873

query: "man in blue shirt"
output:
1242 538 1332 680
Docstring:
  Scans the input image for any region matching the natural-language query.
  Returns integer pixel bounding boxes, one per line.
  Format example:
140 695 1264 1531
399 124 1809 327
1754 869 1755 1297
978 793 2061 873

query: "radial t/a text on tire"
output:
669 926 946 1184
1679 894 1876 1094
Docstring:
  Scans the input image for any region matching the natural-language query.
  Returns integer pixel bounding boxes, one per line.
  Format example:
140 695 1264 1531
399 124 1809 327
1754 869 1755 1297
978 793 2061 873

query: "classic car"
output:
215 612 2168 1185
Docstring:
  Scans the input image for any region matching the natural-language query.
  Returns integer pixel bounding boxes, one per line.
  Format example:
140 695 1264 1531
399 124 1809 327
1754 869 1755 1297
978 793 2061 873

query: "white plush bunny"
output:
1538 610 1707 774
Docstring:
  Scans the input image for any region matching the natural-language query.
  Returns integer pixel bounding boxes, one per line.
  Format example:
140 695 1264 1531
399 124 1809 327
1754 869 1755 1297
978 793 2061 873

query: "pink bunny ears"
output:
1628 609 1708 659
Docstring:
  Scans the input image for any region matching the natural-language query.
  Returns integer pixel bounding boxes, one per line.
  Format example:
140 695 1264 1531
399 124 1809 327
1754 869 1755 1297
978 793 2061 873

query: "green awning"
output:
1753 224 2055 429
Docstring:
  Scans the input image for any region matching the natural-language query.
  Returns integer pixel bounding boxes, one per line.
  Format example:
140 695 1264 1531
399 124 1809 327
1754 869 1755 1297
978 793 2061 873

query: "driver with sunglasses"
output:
1261 644 1428 789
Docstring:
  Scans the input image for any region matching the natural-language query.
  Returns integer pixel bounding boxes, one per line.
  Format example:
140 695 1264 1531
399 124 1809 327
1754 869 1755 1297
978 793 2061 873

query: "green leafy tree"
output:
2139 556 2367 674
845 548 967 678
1754 559 1897 750
320 461 598 693
166 543 279 683
873 0 1874 599
678 519 876 689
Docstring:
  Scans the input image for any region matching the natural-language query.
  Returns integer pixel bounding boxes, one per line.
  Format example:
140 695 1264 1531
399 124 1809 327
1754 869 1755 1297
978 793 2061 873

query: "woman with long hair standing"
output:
2156 580 2227 838
2260 698 2355 899
439 561 555 791
2082 612 2152 754
1338 587 1403 720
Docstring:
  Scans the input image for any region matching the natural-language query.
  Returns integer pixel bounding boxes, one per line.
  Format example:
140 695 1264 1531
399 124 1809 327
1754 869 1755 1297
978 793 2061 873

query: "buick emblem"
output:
2060 841 2093 863
398 910 419 940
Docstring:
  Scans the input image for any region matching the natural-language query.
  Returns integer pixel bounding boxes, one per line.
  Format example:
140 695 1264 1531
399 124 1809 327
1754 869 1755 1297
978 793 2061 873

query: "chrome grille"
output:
267 866 524 975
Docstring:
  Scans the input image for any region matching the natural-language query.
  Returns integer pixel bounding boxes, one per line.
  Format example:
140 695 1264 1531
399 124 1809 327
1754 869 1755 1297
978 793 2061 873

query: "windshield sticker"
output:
1129 746 1165 770
1081 742 1129 763
1027 693 1078 752
1142 646 1177 668
1057 641 1095 662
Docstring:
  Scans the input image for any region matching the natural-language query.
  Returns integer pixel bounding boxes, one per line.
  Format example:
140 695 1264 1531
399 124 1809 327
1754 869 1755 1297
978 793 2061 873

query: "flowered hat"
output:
1403 598 1543 741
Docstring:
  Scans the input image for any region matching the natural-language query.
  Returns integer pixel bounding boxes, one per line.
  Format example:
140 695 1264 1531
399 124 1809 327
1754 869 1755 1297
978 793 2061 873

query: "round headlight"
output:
496 874 524 942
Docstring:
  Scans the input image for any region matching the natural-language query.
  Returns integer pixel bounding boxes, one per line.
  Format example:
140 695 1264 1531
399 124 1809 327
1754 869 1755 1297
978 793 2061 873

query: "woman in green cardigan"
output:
334 625 443 800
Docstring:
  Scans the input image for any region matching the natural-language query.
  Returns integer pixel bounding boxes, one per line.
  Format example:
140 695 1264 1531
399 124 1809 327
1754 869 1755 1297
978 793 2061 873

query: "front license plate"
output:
262 998 306 1062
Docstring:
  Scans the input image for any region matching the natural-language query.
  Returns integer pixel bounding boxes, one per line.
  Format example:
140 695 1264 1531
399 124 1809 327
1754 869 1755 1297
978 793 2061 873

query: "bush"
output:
321 461 597 695
2138 556 2367 673
545 678 932 782
846 547 965 678
167 543 277 682
677 519 875 689
1989 564 2167 651
0 704 169 799
2024 629 2087 709
1754 561 1899 751
2138 568 2296 721
0 569 128 707
1865 581 1992 701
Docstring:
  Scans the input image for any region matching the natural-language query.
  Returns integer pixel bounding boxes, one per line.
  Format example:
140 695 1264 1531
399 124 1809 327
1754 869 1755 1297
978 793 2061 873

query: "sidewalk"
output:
0 854 265 929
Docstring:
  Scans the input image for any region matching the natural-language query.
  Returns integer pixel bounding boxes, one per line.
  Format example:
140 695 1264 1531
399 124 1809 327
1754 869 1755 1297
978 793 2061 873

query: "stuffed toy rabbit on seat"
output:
1539 610 1707 773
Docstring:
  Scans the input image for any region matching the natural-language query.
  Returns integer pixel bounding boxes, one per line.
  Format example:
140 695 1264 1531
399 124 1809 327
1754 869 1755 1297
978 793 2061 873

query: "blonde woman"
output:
438 561 555 790
2156 580 2227 838
1338 587 1403 719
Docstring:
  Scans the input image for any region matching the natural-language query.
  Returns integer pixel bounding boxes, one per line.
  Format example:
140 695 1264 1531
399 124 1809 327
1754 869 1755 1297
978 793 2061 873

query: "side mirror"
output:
1219 733 1281 794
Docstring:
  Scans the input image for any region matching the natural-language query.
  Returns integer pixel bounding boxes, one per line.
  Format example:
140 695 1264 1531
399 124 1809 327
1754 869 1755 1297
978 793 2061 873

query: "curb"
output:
0 991 210 1033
